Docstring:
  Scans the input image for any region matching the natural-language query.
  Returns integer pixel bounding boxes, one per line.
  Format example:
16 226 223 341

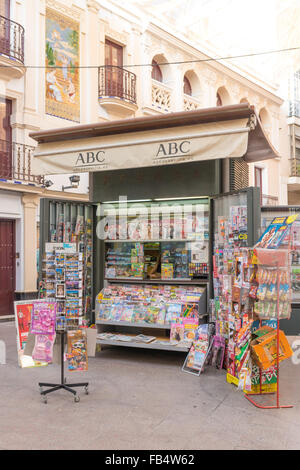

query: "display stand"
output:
38 330 89 403
244 247 293 409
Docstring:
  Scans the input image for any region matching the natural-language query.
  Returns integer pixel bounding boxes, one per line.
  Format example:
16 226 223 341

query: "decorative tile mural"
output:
45 8 80 122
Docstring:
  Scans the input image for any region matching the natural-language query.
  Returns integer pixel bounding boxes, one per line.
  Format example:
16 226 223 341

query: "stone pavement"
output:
0 321 300 450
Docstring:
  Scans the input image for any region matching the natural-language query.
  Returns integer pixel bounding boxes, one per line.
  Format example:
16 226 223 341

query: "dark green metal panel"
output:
90 160 222 202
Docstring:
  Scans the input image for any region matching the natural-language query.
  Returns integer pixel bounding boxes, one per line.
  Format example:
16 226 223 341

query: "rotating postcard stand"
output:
244 244 293 409
39 329 89 404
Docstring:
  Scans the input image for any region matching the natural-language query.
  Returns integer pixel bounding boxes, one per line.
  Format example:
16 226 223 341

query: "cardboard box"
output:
250 327 293 370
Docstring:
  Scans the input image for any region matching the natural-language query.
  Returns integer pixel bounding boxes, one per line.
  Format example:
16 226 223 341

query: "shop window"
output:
151 59 163 82
183 76 192 96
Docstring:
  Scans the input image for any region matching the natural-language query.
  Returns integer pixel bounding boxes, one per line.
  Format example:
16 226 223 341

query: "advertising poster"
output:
14 300 48 368
14 301 34 351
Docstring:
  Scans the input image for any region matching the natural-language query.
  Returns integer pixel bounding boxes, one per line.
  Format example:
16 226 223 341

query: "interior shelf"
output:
96 320 172 329
104 239 208 243
96 338 189 352
105 278 209 284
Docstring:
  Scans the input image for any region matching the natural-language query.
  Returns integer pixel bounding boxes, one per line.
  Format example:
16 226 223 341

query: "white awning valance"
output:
32 118 250 175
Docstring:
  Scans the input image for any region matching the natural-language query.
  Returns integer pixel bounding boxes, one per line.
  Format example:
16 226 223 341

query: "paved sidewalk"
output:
0 321 300 450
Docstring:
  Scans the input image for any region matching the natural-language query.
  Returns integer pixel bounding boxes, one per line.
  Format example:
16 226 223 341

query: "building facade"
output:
0 0 291 315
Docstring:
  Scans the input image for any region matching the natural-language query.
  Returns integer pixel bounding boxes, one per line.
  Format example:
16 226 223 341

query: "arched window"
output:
183 76 192 96
216 92 222 106
151 59 163 82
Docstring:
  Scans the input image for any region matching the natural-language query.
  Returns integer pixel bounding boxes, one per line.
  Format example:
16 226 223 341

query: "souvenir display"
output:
213 206 298 396
41 244 84 327
40 201 93 323
102 199 210 281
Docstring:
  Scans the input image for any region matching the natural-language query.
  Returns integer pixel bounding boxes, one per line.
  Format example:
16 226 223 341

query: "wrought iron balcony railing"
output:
0 15 24 63
290 158 300 177
98 66 137 104
0 140 43 185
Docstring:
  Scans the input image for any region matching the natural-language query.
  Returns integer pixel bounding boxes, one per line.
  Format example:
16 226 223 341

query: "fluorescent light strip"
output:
154 196 208 201
102 199 152 203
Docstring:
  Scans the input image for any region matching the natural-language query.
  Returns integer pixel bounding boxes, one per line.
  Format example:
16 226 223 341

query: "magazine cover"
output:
165 303 182 323
161 263 174 279
170 322 185 342
255 215 298 249
183 318 198 342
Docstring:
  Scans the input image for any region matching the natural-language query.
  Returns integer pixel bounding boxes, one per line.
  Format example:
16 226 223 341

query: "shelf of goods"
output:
104 239 209 282
95 283 207 352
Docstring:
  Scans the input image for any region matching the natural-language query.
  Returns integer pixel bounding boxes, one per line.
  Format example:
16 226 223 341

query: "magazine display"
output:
96 284 205 327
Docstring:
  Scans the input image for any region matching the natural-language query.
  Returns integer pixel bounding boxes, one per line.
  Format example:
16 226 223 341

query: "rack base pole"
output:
244 393 293 409
38 330 89 403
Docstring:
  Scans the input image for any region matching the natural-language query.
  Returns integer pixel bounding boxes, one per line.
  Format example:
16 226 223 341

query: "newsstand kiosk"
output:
31 104 278 355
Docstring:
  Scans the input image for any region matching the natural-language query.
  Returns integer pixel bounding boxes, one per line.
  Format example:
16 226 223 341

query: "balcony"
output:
151 80 172 113
183 94 200 111
0 140 43 185
98 66 137 117
0 16 25 79
288 99 300 119
261 194 278 206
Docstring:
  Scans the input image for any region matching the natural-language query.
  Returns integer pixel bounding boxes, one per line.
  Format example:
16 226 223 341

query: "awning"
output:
29 104 279 176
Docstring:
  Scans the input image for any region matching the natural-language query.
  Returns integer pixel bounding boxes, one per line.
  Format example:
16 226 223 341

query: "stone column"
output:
130 26 143 116
86 0 101 122
22 193 39 293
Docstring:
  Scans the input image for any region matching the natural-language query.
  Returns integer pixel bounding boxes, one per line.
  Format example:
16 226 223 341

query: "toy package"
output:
30 301 57 335
66 329 88 371
32 333 56 363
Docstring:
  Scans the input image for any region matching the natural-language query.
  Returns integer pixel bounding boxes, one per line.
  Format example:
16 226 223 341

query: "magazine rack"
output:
244 247 293 409
39 329 89 404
